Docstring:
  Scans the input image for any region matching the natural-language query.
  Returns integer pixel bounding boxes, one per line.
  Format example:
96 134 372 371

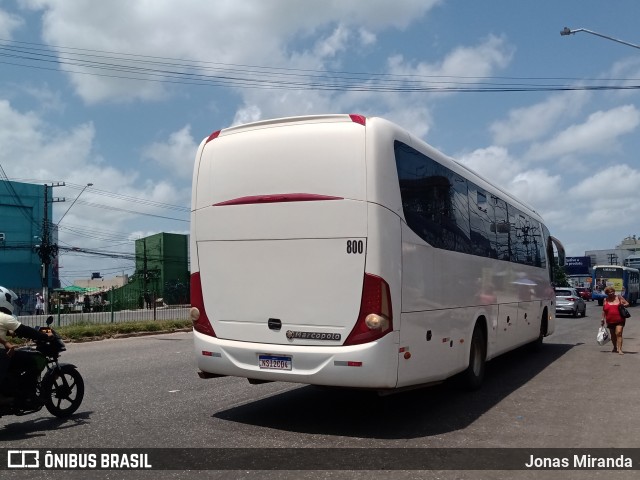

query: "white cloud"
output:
608 57 640 95
15 0 509 148
314 25 351 59
0 6 23 38
525 105 640 161
509 169 563 212
19 84 65 113
233 104 263 126
490 91 590 145
364 34 514 137
141 125 199 180
358 28 376 46
0 99 188 248
226 33 514 138
570 164 640 204
437 35 513 79
544 164 640 241
0 99 93 179
20 0 441 104
457 146 520 188
457 146 563 217
387 35 514 90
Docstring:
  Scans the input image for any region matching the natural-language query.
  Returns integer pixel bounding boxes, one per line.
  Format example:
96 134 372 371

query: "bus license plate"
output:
259 355 292 371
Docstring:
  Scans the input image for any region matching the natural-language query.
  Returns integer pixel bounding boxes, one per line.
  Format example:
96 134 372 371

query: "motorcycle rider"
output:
0 286 53 406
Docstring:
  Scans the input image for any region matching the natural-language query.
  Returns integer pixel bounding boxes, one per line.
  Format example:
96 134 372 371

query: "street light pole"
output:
560 27 640 50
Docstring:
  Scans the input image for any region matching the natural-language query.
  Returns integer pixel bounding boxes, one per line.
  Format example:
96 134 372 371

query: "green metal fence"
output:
10 286 190 328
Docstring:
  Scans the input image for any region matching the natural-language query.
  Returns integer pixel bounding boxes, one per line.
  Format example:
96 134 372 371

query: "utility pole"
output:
36 182 64 314
143 238 149 308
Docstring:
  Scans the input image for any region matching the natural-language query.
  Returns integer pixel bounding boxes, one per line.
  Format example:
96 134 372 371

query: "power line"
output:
7 178 189 231
9 178 189 213
74 199 189 222
67 183 189 212
2 37 640 94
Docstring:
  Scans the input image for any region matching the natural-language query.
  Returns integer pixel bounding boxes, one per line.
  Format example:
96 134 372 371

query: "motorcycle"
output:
0 316 84 418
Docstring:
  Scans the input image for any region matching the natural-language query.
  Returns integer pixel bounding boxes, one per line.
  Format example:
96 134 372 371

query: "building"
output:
0 179 59 290
74 274 129 291
586 235 640 267
135 232 188 287
54 232 189 311
617 235 640 254
126 232 190 305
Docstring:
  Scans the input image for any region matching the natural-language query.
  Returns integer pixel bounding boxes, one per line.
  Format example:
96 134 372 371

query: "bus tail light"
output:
190 272 217 338
349 114 366 126
344 273 393 346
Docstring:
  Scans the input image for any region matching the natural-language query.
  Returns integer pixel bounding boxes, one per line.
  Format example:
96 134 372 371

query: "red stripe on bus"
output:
213 193 343 206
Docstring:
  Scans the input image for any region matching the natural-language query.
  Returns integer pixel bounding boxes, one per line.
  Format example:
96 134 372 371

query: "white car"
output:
555 288 587 317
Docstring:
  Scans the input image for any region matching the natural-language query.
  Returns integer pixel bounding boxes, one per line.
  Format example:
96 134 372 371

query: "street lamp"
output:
560 27 640 50
57 182 93 226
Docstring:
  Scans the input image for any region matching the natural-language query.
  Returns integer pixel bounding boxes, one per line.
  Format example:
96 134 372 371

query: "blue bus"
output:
591 265 640 305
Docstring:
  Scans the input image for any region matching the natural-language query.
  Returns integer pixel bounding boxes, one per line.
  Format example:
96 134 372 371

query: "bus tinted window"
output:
394 141 471 254
595 267 623 278
395 140 546 268
468 184 496 258
511 207 544 267
492 194 510 261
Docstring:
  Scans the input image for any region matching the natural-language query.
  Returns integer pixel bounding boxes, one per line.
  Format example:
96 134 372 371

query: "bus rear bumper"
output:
194 330 400 389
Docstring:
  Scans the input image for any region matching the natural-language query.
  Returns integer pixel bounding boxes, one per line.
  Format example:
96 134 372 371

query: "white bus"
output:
190 114 565 392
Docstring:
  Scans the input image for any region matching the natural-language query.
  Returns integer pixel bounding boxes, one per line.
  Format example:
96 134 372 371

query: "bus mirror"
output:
549 235 565 266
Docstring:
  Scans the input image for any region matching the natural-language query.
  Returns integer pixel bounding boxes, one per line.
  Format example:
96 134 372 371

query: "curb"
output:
66 328 193 343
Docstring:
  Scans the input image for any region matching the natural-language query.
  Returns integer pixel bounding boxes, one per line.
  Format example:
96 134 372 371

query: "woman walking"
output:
600 286 629 355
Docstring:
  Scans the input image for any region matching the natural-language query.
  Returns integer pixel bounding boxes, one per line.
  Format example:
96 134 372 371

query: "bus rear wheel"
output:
461 323 486 391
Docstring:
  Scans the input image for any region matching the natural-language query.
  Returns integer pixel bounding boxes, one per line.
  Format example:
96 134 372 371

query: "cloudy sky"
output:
2 0 640 286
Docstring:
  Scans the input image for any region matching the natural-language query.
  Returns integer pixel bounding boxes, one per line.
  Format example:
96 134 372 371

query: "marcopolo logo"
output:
7 450 40 469
286 330 341 341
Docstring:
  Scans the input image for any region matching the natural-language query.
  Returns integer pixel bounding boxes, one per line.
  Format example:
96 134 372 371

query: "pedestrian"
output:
144 292 151 309
35 293 44 315
600 286 629 355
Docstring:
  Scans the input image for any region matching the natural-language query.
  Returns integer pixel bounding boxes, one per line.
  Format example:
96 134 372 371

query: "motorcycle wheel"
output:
41 365 85 418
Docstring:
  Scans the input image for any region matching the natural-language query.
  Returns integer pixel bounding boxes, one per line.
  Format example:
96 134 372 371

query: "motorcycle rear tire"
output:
41 365 84 418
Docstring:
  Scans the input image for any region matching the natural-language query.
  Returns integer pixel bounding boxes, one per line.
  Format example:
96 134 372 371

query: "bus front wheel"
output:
529 311 548 352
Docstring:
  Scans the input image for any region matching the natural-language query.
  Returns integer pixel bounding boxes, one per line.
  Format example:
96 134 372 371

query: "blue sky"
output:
2 0 640 285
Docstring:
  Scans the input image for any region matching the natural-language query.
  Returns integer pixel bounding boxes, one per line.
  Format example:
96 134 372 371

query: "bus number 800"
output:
346 240 364 254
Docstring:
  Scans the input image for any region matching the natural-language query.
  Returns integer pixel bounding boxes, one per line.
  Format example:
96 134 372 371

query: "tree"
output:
553 259 569 287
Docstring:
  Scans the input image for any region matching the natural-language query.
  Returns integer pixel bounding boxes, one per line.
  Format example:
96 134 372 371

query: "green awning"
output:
55 285 89 293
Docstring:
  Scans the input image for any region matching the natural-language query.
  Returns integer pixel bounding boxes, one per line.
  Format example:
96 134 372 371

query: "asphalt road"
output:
2 303 640 479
